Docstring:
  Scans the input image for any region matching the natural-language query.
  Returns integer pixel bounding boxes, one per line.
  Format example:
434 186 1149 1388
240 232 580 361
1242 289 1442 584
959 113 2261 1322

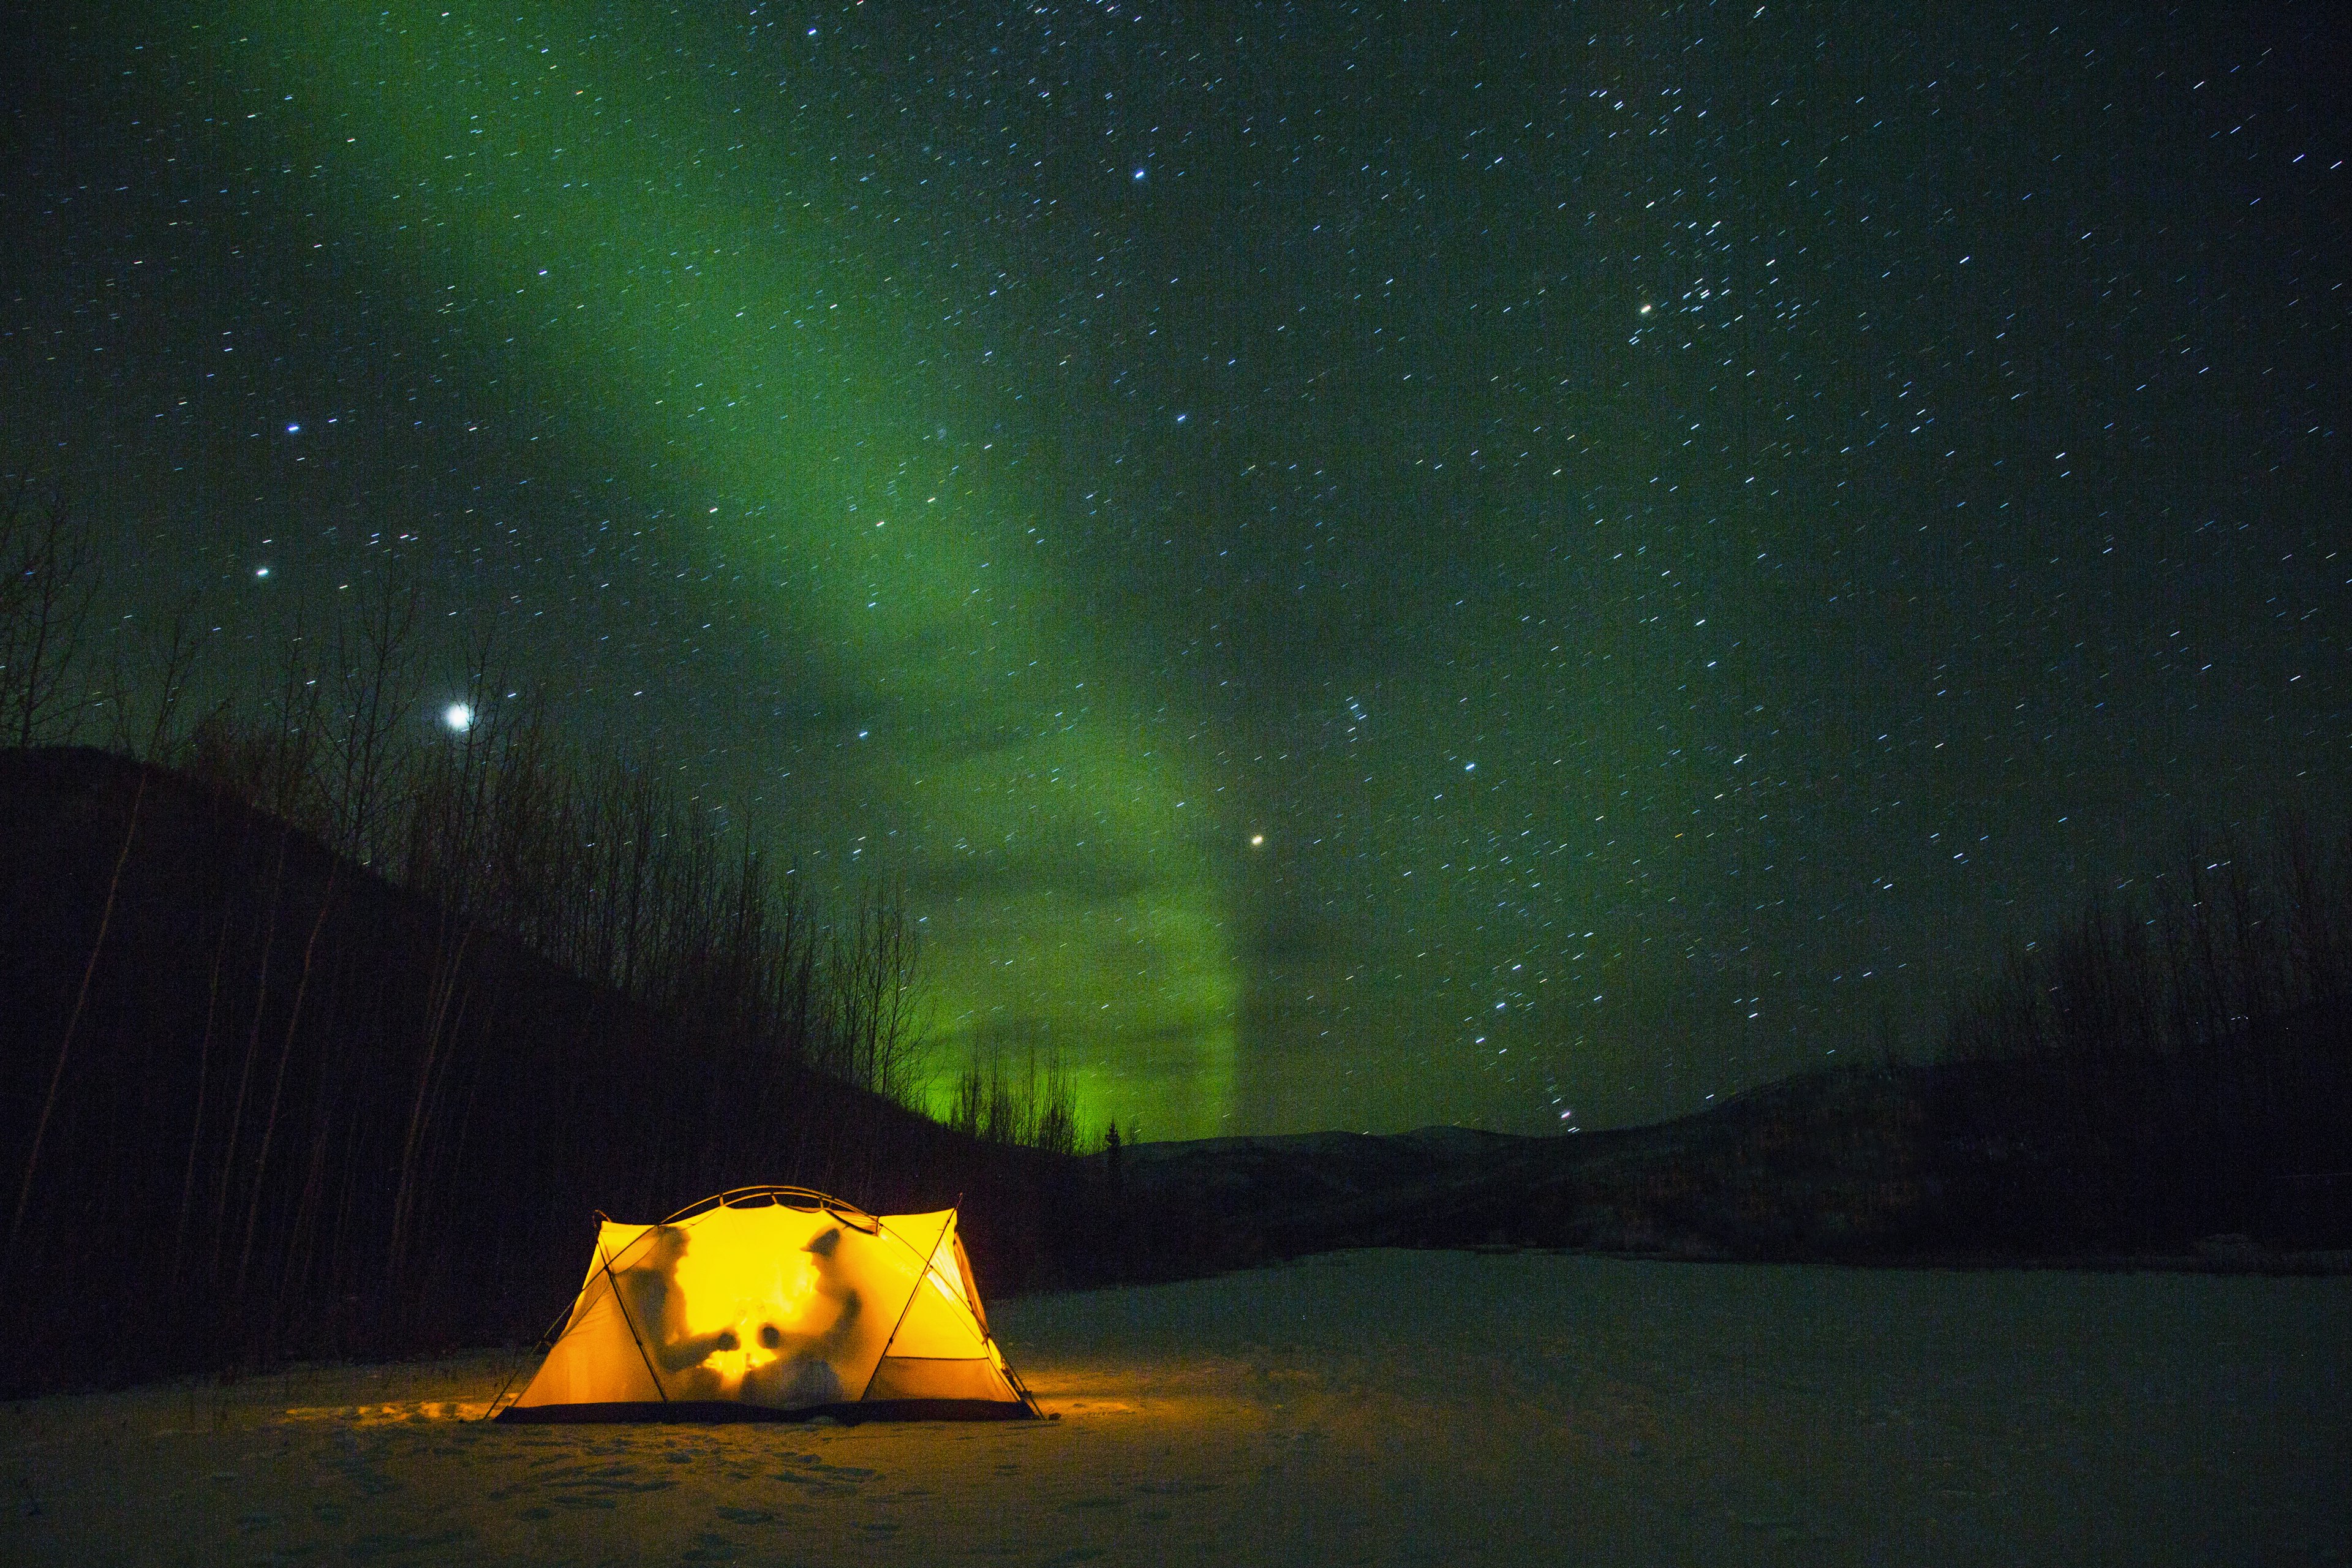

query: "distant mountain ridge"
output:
1096 1054 2352 1274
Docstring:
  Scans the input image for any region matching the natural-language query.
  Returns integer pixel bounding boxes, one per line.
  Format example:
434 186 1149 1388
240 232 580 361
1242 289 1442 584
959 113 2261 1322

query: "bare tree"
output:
823 880 924 1104
139 593 208 761
327 561 422 865
7 765 146 1259
0 481 104 748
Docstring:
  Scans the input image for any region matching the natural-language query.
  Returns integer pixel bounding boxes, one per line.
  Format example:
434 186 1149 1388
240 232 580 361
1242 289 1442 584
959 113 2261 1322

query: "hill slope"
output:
0 748 1071 1393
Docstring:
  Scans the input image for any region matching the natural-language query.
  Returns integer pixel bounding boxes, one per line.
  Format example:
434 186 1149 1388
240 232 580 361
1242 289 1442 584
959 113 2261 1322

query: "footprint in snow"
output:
491 1460 679 1507
342 1526 472 1559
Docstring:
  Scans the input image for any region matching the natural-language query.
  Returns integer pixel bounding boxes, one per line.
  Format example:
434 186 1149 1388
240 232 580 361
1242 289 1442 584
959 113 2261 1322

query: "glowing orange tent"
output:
494 1188 1039 1422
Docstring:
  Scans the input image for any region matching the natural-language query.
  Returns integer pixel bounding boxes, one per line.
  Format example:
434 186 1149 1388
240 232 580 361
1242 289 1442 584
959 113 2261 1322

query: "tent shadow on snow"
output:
494 1188 1040 1423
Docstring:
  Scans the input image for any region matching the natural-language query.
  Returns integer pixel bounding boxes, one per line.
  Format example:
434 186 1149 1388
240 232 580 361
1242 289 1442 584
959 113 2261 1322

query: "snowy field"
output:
6 1250 2346 1567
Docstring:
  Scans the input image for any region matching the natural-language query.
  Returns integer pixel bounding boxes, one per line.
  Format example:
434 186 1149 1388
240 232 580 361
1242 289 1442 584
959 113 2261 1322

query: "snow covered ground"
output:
6 1250 2346 1566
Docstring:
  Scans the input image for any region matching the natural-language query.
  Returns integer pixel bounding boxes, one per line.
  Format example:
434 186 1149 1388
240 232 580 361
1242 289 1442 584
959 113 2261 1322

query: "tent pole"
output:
853 1207 962 1402
480 1295 589 1421
598 1230 669 1403
997 1357 1045 1420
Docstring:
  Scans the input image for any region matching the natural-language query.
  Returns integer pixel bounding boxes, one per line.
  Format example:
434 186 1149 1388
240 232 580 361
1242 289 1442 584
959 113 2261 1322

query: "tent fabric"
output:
496 1189 1038 1423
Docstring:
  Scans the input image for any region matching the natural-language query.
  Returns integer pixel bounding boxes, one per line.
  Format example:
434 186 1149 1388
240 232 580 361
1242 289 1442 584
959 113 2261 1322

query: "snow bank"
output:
6 1251 2345 1566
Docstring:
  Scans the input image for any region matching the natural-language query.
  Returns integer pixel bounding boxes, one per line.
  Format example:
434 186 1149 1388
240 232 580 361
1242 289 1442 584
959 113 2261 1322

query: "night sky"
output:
6 3 2346 1140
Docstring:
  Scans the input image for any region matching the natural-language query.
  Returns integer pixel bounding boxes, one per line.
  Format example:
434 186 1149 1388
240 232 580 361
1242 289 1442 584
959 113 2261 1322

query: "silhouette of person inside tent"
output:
614 1224 737 1400
741 1224 864 1409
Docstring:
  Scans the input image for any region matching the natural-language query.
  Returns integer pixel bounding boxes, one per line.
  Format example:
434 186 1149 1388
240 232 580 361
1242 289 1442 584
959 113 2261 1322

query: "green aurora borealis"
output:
7 2 2348 1138
234 1 1248 1135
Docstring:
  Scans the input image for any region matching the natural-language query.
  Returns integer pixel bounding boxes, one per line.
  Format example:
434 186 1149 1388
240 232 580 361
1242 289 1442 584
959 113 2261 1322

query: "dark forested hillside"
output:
0 748 1073 1395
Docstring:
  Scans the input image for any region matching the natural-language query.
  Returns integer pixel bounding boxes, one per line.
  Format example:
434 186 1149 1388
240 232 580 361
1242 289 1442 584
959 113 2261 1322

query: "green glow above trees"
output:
225 1 1240 1136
